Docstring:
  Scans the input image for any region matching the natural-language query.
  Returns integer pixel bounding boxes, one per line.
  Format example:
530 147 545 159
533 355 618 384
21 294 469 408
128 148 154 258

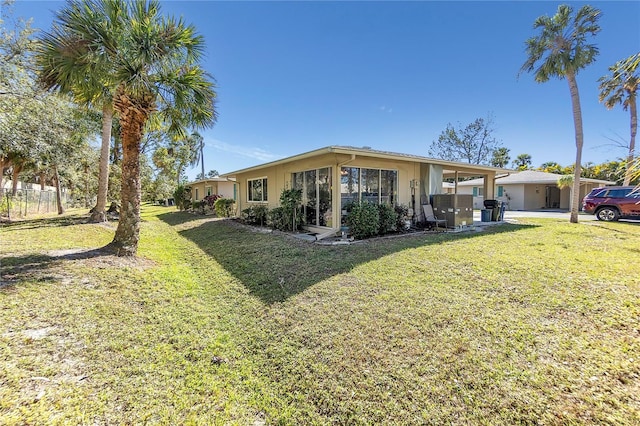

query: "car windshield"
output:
589 188 607 197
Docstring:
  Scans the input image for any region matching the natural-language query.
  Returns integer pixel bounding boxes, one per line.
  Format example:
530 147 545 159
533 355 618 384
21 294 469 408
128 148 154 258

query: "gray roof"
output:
221 145 509 177
457 169 615 186
187 177 232 185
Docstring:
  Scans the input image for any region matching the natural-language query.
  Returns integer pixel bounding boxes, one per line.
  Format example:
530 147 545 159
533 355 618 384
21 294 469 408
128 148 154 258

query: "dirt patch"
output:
47 248 156 270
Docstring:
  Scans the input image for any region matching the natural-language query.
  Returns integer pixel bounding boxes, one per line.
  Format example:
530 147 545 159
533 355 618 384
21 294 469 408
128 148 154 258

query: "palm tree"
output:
43 0 216 256
512 153 532 171
520 4 601 223
598 53 640 186
37 0 126 223
490 147 510 168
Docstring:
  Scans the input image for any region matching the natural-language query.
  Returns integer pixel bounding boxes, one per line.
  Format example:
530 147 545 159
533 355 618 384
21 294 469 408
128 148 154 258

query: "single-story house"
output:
221 146 507 239
456 170 615 210
188 177 237 202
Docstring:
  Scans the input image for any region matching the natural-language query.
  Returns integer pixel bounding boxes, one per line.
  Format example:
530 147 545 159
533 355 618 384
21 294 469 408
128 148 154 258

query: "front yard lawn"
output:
1 205 638 424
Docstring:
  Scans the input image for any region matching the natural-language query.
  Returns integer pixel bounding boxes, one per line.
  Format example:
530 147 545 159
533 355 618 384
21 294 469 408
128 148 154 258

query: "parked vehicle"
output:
582 186 640 221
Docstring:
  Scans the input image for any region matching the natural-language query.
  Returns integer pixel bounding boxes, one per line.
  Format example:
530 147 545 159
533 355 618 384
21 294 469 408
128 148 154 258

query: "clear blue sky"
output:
9 0 640 179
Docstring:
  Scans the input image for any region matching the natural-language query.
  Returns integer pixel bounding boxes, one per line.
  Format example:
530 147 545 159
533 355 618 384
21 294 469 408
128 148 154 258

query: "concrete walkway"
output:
473 209 596 223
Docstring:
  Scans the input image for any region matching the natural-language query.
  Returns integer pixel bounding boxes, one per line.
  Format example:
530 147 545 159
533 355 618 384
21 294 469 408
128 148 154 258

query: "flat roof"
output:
221 145 510 177
457 170 615 186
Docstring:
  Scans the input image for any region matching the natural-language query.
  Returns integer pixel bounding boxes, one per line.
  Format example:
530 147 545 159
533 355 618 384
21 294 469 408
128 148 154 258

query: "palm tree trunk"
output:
109 91 152 256
623 97 637 186
90 102 113 223
53 164 65 215
200 139 205 180
567 71 583 223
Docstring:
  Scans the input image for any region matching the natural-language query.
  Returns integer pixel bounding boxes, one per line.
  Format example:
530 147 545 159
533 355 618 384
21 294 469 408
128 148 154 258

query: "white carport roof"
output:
456 170 615 186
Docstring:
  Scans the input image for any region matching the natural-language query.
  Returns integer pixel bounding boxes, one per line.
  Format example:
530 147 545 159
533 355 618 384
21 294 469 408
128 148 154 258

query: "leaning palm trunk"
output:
567 71 584 223
624 99 637 186
108 91 154 256
90 102 113 223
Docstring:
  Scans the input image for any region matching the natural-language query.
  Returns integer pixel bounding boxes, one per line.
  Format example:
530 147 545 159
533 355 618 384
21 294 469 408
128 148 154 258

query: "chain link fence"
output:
1 188 70 219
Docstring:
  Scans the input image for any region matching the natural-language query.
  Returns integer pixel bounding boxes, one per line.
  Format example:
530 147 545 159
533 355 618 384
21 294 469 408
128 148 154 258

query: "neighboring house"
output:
456 170 614 210
2 180 58 192
442 181 455 193
188 177 237 202
221 146 506 239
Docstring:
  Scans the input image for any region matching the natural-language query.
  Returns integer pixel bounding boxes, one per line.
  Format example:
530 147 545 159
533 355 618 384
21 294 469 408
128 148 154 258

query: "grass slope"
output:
1 205 638 424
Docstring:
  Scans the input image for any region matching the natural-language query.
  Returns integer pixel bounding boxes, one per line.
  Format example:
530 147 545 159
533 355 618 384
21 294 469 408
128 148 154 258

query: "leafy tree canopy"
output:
429 114 502 165
490 147 511 168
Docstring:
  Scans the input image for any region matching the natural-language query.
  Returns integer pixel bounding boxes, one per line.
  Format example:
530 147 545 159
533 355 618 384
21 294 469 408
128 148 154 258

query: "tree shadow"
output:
0 213 96 231
165 217 538 305
0 247 140 291
155 210 211 227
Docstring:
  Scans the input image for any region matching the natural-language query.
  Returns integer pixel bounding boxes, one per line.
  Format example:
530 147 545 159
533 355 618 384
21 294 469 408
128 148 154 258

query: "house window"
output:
380 170 398 205
205 186 212 196
340 167 360 208
248 178 268 202
472 187 484 197
195 188 200 201
497 186 504 197
340 167 397 206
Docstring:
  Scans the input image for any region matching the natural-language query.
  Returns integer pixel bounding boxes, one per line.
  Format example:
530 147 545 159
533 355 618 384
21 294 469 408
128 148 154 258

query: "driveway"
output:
473 209 639 223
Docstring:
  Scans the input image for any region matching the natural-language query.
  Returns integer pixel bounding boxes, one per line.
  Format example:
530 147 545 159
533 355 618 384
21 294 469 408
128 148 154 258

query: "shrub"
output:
378 203 398 235
203 194 222 209
192 200 204 212
278 188 303 231
242 205 269 226
0 194 12 218
173 185 191 211
394 204 410 231
268 206 287 230
346 202 379 239
214 198 235 217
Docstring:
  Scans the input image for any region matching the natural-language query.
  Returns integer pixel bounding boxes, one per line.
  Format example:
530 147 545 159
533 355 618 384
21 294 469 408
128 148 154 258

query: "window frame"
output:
340 166 398 205
247 177 268 203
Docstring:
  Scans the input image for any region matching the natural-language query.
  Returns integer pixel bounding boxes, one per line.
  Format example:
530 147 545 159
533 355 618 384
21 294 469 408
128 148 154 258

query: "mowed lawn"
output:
1 205 638 425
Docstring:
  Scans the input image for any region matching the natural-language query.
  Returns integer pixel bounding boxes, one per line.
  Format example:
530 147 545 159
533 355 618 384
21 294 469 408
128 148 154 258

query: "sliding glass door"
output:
292 167 332 227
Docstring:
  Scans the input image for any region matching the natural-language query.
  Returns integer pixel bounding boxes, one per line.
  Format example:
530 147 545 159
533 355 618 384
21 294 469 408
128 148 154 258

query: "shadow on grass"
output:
0 247 119 291
0 213 93 231
153 210 210 226
159 213 538 305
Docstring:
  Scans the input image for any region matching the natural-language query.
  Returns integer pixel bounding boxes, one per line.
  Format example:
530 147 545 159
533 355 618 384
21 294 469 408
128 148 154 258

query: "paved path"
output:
473 209 639 224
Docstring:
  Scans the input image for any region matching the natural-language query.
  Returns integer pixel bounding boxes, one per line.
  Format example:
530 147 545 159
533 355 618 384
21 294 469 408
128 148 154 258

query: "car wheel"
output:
596 207 619 221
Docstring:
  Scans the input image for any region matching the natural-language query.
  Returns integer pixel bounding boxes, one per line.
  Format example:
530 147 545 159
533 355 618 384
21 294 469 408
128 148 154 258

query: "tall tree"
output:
61 0 215 256
490 147 511 167
520 4 601 223
36 0 127 223
598 53 640 186
428 115 501 165
1 1 36 188
512 153 532 171
188 131 205 180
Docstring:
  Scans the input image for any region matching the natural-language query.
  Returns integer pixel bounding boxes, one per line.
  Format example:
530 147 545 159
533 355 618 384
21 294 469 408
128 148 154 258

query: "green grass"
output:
1 205 639 424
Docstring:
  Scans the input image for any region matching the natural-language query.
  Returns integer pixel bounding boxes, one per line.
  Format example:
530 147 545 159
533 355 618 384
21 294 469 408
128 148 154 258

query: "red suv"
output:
582 186 640 221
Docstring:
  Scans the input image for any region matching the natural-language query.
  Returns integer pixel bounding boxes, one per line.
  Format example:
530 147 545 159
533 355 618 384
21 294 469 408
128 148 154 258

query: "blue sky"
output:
9 0 640 179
